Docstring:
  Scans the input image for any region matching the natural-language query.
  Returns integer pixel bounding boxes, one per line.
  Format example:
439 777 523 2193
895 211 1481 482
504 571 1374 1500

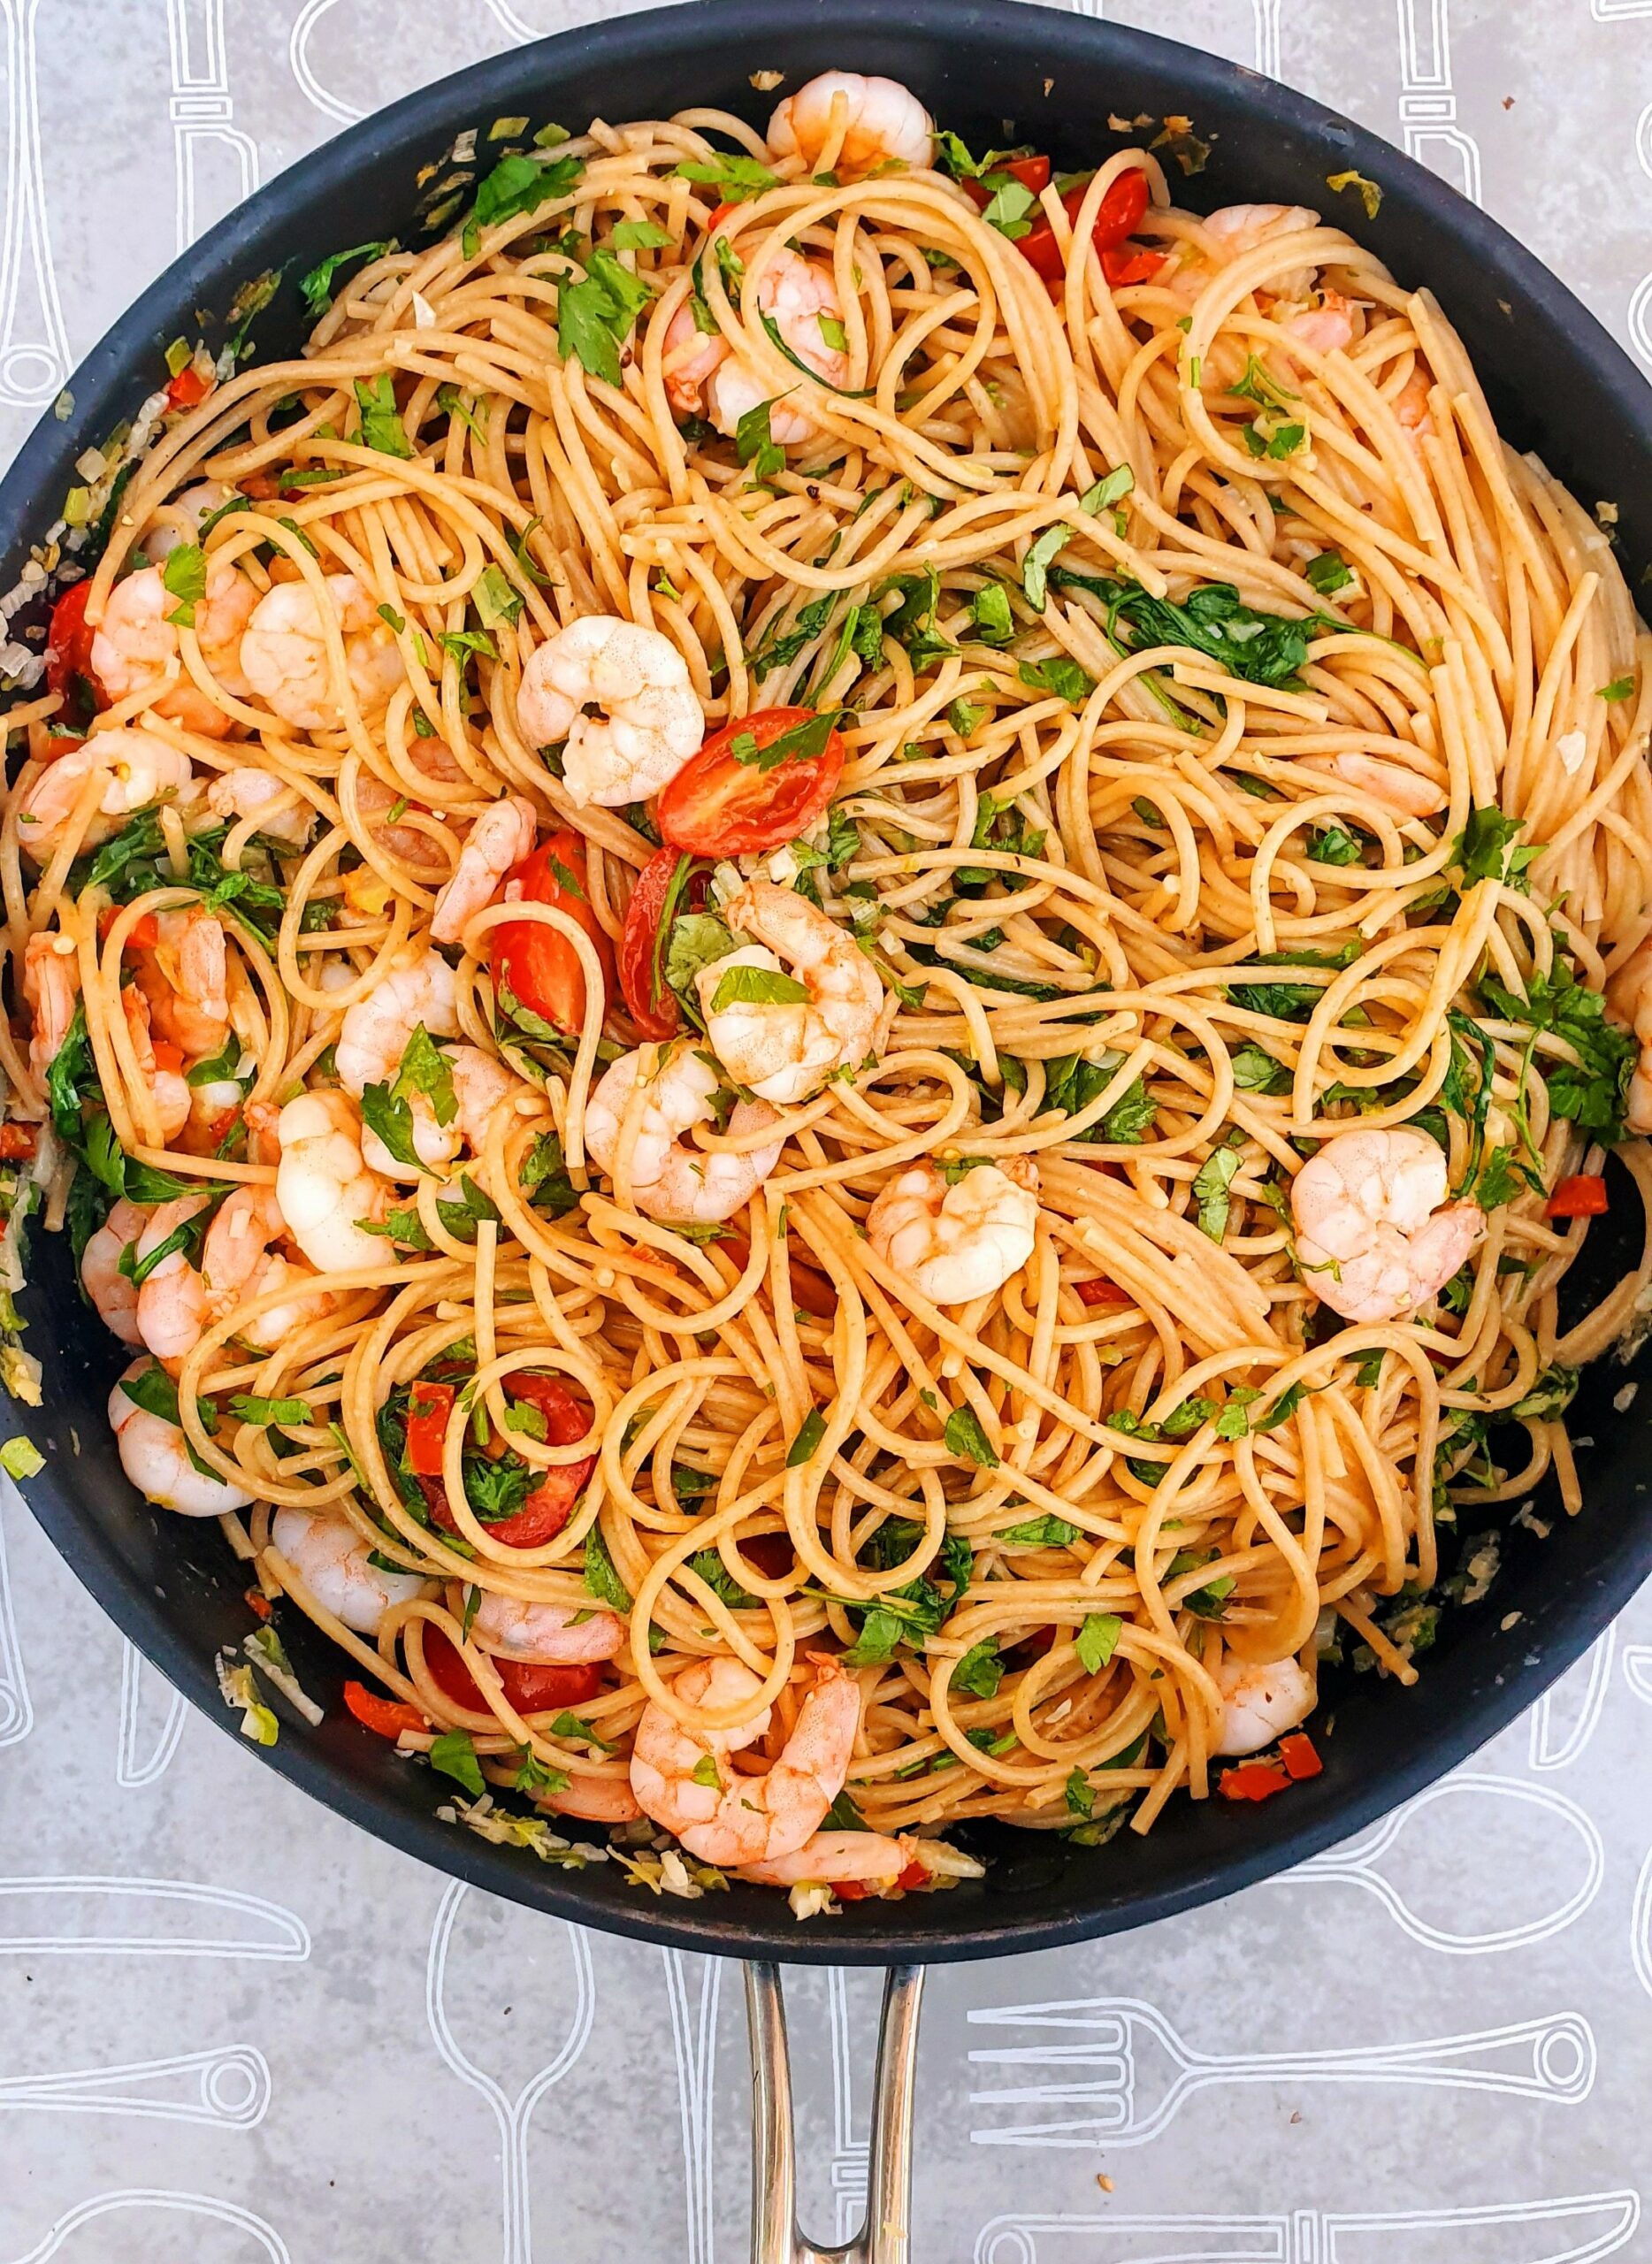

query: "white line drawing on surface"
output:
166 0 258 252
117 1643 187 1788
0 0 70 408
288 0 360 125
1631 1843 1652 2000
1623 1641 1652 1706
1281 1771 1604 1951
1529 1627 1617 1771
0 2045 269 2127
1628 102 1652 367
1396 0 1482 204
829 1968 869 2244
2 2190 290 2264
482 0 547 39
0 1877 310 1959
972 2190 1642 2264
1591 0 1652 17
1252 0 1284 78
0 1479 31 1748
663 1947 722 2264
965 1999 1593 2146
425 1878 595 2264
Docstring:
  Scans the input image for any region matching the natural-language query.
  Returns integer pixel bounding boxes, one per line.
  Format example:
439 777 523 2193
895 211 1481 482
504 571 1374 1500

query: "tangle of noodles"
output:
5 80 1650 1898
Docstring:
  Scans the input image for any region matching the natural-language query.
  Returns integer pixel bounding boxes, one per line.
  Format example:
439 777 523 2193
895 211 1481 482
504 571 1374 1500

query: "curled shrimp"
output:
469 1593 625 1665
334 947 459 1091
110 1358 250 1516
661 298 730 420
430 794 537 945
703 251 848 446
133 905 231 1060
135 1186 333 1365
273 1089 392 1273
120 986 190 1143
766 71 934 174
80 1197 150 1348
271 1506 431 1634
138 480 234 562
239 573 402 731
585 1042 782 1224
536 1774 644 1825
516 616 703 807
1290 1126 1484 1322
21 930 77 1079
15 727 194 861
1315 753 1446 819
630 1651 862 1867
1278 287 1359 357
700 879 883 1104
1606 936 1652 1135
740 1829 920 1890
89 560 257 738
866 1157 1040 1305
1213 1650 1315 1755
1169 203 1325 306
205 765 315 849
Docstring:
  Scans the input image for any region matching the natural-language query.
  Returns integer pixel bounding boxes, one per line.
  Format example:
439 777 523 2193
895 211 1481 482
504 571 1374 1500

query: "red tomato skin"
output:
165 363 212 410
406 1381 455 1478
1076 1275 1130 1309
991 164 1153 283
423 1627 605 1714
493 830 615 1036
1279 1732 1323 1782
423 1374 596 1550
0 1124 36 1161
45 581 100 700
655 708 845 857
343 1680 428 1738
1546 1174 1609 1220
895 1861 929 1893
835 1878 870 1901
619 847 692 1038
1219 1760 1292 1802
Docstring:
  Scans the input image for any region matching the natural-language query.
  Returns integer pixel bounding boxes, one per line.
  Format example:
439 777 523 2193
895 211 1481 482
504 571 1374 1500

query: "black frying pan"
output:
7 0 1650 1992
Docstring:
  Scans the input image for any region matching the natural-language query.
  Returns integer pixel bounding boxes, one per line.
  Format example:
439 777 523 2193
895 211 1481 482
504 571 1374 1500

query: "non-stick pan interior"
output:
9 0 1652 1962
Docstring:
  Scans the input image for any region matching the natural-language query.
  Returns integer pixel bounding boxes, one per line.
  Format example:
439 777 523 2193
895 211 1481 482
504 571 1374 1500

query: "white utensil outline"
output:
972 2191 1641 2264
0 2044 269 2127
166 0 258 252
425 1878 595 2264
663 1945 723 2264
1396 0 1482 204
1625 101 1652 369
288 0 359 125
1530 1627 1617 1771
0 1875 310 1960
1252 0 1284 79
1625 1641 1652 1707
116 1643 187 1789
0 1476 31 1748
965 1999 1593 2146
1631 1843 1652 2001
4 2189 289 2264
0 0 70 407
1283 1771 1604 1952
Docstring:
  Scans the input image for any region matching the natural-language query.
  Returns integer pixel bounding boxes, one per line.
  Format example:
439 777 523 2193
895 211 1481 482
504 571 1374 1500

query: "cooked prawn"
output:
89 560 257 738
584 1042 782 1223
1606 936 1652 1135
469 1593 624 1665
430 794 536 945
766 71 934 175
1170 203 1324 305
740 1829 920 1888
516 616 702 807
15 727 195 860
21 930 77 1079
700 879 883 1104
536 1774 643 1824
271 1506 430 1634
205 765 315 849
119 987 191 1143
110 1358 250 1516
704 252 848 447
630 1651 862 1867
1290 1125 1484 1322
136 1186 333 1365
866 1157 1040 1306
134 906 231 1059
334 947 459 1092
661 298 730 420
1213 1650 1315 1755
274 1089 392 1272
80 1198 150 1348
239 573 402 731
1278 287 1359 357
139 480 234 562
1319 753 1446 819
131 1193 212 1364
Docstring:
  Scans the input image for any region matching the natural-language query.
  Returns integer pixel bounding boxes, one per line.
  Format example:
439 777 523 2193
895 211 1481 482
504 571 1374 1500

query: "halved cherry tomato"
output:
44 579 101 702
1102 243 1166 287
715 1229 837 1320
970 163 1153 286
895 1860 929 1893
151 1039 184 1077
165 363 212 411
243 1587 272 1621
1279 1732 1323 1782
705 200 738 232
618 846 707 1039
422 1625 606 1716
960 153 1051 208
343 1680 429 1739
835 1879 870 1901
492 830 615 1036
1546 1174 1609 1220
406 1380 455 1478
655 707 845 857
0 1124 36 1161
1076 1275 1131 1309
1218 1758 1292 1802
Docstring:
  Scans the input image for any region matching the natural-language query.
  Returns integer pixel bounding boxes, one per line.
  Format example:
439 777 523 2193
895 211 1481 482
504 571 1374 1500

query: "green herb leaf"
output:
672 152 781 203
969 582 1015 646
1454 806 1541 891
952 1638 1004 1698
428 1728 485 1796
609 218 676 250
353 374 411 459
1304 550 1352 595
1075 1612 1121 1672
583 1526 633 1613
474 562 524 629
944 1405 998 1468
1080 465 1134 514
786 1408 826 1466
1022 524 1075 613
299 241 393 318
1600 674 1635 703
709 964 810 1010
228 1394 312 1427
999 1513 1078 1547
469 150 585 241
160 542 207 628
1191 1142 1243 1243
1017 655 1096 704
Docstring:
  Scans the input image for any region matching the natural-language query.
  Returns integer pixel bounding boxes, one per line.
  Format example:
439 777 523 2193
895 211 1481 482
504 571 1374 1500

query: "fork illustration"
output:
967 1998 1593 2146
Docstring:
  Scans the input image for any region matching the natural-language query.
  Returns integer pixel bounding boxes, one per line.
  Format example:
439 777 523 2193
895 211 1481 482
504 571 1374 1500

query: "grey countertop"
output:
1 3 1649 2259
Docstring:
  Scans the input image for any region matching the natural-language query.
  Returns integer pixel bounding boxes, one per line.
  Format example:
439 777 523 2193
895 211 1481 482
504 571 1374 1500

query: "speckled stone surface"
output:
0 4 1648 2259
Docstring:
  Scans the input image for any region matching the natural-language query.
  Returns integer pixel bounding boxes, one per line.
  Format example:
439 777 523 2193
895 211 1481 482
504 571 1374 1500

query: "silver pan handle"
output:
746 1962 927 2264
